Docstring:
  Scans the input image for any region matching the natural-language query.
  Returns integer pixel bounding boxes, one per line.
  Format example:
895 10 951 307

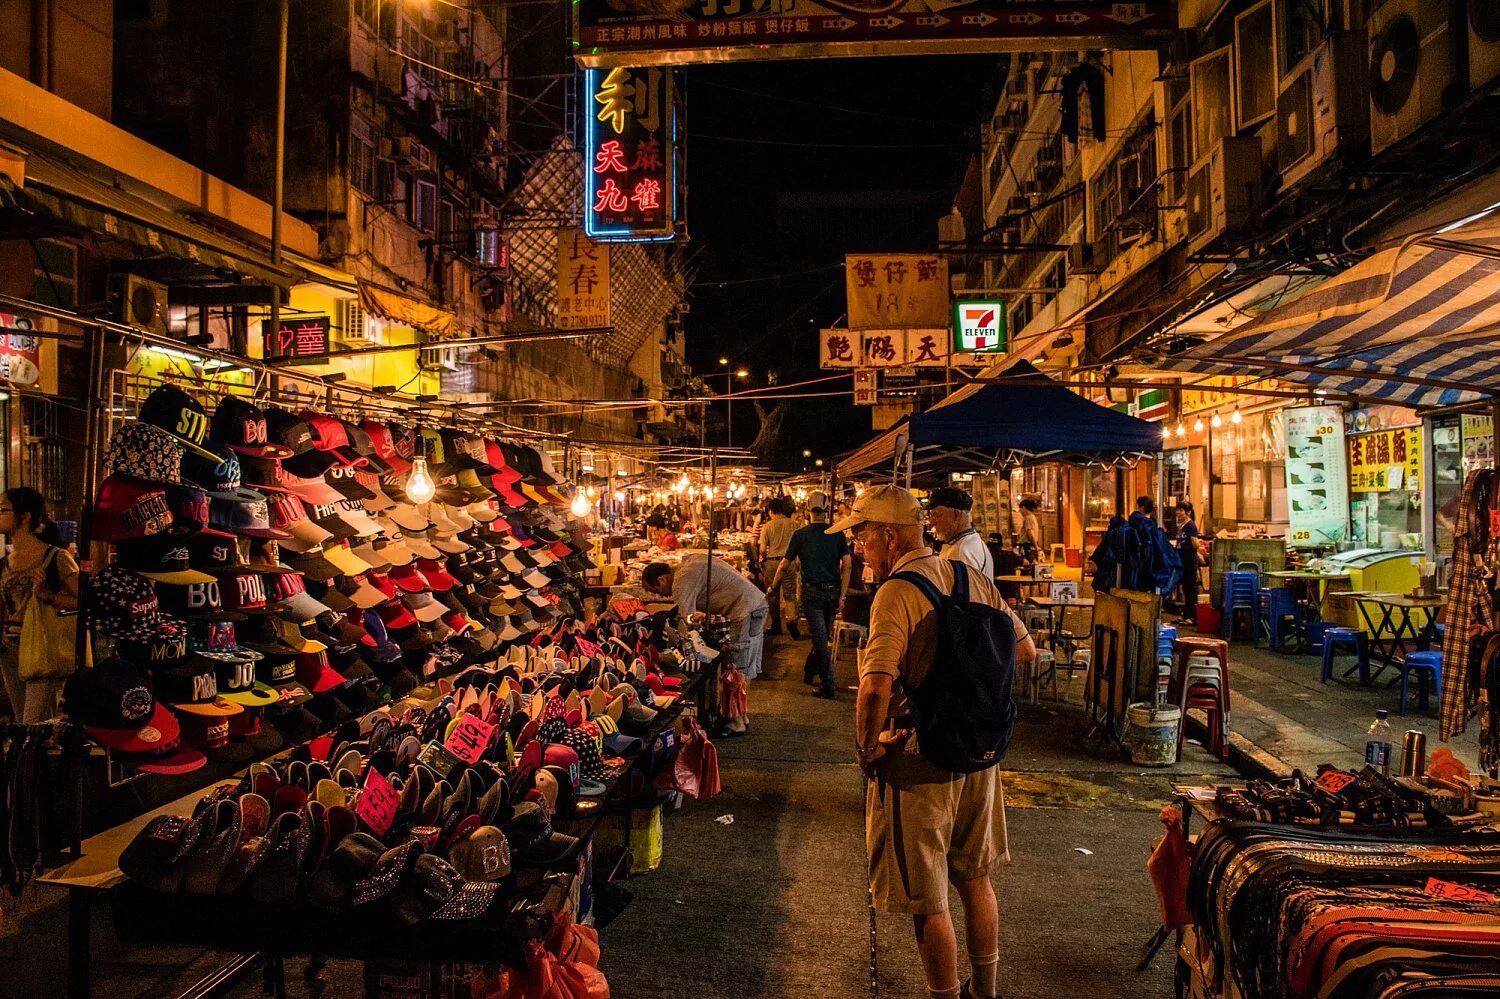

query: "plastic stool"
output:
1304 620 1334 653
1321 627 1370 685
1399 650 1443 714
1256 587 1298 651
833 621 867 661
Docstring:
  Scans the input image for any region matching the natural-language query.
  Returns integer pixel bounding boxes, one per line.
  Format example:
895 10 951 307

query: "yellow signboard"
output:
1181 375 1264 414
556 230 611 329
845 255 948 329
1349 427 1421 492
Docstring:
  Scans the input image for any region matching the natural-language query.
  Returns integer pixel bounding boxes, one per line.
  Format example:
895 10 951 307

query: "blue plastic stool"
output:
1222 571 1259 641
1304 620 1334 653
1321 627 1370 685
1399 650 1443 714
1256 587 1298 651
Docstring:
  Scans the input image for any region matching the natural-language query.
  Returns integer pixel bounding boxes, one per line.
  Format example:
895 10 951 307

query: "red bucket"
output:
1195 604 1221 635
1065 548 1082 568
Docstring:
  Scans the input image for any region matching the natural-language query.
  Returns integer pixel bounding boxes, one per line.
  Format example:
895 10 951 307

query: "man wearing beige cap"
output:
828 484 1034 999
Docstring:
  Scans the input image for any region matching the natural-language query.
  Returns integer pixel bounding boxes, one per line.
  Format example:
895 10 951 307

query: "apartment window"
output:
1165 78 1192 205
351 118 378 196
375 158 397 203
403 16 438 85
1190 46 1234 161
439 199 460 244
30 239 78 308
1235 0 1278 130
410 179 437 232
1091 115 1158 250
1278 0 1327 76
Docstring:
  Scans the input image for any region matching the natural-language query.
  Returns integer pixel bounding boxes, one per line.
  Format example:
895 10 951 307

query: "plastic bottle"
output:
1364 709 1394 774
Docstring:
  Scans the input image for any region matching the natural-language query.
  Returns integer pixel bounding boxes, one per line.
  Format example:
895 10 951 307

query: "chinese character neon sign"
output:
584 66 678 242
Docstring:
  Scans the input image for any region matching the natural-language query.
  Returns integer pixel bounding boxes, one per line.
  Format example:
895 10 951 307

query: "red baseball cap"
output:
374 598 418 631
484 440 530 509
388 564 432 594
363 420 412 475
302 412 366 468
295 649 346 693
415 558 457 592
94 475 174 541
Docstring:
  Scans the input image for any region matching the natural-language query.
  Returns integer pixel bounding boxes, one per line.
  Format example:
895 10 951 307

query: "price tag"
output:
444 713 496 765
1425 877 1496 903
354 768 399 837
1489 510 1500 536
1316 770 1357 794
576 637 602 658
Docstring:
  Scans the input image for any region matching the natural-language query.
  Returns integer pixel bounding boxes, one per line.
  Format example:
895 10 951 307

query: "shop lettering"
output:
175 410 209 443
236 575 265 606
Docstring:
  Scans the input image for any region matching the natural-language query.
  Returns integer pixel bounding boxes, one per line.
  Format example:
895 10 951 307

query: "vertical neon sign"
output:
583 66 679 242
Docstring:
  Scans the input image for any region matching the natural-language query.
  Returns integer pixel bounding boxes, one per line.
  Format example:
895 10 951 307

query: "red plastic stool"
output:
1172 637 1231 708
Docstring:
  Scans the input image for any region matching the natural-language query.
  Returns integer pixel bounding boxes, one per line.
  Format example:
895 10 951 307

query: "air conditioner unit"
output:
107 274 169 337
1368 0 1451 156
1468 2 1500 93
419 344 461 372
1067 240 1105 275
335 299 378 345
407 140 436 173
1186 137 1264 254
1276 32 1369 192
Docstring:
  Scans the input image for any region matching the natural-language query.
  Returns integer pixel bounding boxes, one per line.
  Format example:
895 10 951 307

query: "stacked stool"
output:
1173 636 1231 761
1256 586 1298 651
1157 625 1178 708
1221 570 1260 641
1398 649 1443 714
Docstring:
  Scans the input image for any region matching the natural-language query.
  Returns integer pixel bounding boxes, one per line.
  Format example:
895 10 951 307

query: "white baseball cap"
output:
826 485 923 534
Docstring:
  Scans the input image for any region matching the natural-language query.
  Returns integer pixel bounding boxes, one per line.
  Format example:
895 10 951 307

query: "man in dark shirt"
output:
770 503 851 698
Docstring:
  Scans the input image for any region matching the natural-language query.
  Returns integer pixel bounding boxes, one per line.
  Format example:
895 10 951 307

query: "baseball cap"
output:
213 656 280 707
263 493 334 553
303 412 365 468
924 486 974 512
337 574 388 610
94 475 174 541
447 826 512 882
503 801 578 866
826 484 923 534
323 540 375 576
155 660 245 717
363 420 412 475
219 571 271 615
402 591 448 623
270 465 346 506
208 497 291 541
325 464 374 502
155 579 244 623
103 422 184 485
187 619 263 663
138 384 220 460
211 396 293 459
296 649 346 693
265 407 337 478
180 442 265 504
64 657 182 754
114 536 215 584
266 572 335 623
382 503 430 533
164 484 212 536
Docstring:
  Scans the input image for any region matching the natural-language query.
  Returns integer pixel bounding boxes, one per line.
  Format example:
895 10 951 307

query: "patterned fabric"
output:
103 423 184 485
1440 469 1494 742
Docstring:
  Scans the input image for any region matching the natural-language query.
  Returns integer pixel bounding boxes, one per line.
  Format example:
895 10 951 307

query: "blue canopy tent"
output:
836 360 1163 482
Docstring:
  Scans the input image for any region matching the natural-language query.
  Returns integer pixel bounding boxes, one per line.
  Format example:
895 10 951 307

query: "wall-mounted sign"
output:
263 316 330 360
953 299 1006 353
557 229 612 329
584 66 679 242
1180 374 1260 413
1348 426 1422 492
846 255 948 328
1283 405 1349 548
853 368 877 405
0 314 42 385
820 328 950 368
573 1 1175 68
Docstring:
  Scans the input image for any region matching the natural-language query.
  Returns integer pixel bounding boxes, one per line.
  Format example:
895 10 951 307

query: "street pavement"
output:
0 636 1235 999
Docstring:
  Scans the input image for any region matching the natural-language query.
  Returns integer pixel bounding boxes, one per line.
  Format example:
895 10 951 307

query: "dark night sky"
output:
679 55 1005 469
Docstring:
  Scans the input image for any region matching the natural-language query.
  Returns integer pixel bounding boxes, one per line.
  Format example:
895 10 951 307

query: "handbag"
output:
18 549 85 682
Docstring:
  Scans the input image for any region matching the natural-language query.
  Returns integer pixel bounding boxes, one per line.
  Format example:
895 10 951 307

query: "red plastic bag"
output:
721 665 748 719
659 718 719 800
546 913 601 968
1146 803 1193 932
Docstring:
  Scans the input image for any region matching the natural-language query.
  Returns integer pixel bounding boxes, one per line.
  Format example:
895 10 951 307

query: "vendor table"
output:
1328 591 1443 681
994 575 1052 587
1025 596 1095 656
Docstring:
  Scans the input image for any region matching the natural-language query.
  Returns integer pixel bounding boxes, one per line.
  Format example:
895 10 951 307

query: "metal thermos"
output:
1400 730 1427 777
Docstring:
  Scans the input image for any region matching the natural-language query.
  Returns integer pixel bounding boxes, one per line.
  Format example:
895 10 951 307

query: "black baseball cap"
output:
212 397 294 459
924 486 974 512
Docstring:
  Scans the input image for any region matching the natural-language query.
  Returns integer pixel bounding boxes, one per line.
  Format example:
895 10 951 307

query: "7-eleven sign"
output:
952 299 1007 353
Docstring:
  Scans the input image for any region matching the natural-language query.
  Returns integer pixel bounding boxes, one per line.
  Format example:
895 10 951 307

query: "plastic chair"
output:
833 621 867 661
1221 570 1259 641
1018 648 1057 705
1398 650 1443 714
1320 627 1371 685
1256 587 1299 651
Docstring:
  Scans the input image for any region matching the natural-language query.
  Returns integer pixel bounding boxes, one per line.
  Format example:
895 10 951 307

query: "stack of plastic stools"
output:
1173 636 1232 761
1156 626 1178 707
1304 620 1334 653
1398 649 1443 714
1221 570 1259 641
1256 586 1299 651
1320 627 1370 685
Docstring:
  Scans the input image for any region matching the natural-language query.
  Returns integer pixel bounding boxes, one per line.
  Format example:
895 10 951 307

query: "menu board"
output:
1283 406 1349 548
1463 414 1494 474
1348 427 1421 492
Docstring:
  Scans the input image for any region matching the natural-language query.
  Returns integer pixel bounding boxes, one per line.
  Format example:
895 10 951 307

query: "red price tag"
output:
576 637 602 658
444 713 496 765
1316 770 1357 794
1425 877 1496 903
1490 510 1500 535
355 768 399 837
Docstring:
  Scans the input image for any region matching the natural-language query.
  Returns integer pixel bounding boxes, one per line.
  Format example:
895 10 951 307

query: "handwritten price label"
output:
354 768 399 837
1425 877 1496 903
444 713 496 765
575 637 602 658
1315 770 1357 794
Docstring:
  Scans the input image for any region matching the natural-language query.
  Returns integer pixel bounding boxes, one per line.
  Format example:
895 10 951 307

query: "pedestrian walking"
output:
758 496 801 638
925 486 994 579
831 485 1036 999
769 500 850 698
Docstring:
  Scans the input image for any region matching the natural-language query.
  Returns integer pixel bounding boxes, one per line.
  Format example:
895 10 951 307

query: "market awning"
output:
357 280 456 337
0 152 303 288
837 359 1163 480
1146 216 1500 407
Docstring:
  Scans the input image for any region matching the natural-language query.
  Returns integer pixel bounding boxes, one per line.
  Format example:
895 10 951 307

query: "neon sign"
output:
583 67 679 242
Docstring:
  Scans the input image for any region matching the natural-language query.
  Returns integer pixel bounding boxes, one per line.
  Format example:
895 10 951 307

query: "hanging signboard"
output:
584 66 679 242
1180 375 1261 414
263 315 331 361
556 230 612 329
853 368 877 406
952 299 1006 353
846 255 948 329
1462 413 1494 474
1348 426 1422 492
0 314 43 385
572 1 1175 68
821 328 950 368
1283 405 1349 548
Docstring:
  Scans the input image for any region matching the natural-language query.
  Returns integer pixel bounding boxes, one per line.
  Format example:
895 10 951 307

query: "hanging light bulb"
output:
1162 424 1172 439
405 456 436 505
674 475 689 493
1231 409 1243 424
1211 412 1222 428
570 491 593 518
1175 420 1187 437
613 490 625 503
1193 416 1205 433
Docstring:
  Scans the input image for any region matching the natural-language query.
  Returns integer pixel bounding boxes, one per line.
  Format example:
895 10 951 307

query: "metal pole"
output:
268 0 289 350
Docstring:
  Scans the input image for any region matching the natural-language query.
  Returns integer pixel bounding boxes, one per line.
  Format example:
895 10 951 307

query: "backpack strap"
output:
890 570 945 612
950 560 970 603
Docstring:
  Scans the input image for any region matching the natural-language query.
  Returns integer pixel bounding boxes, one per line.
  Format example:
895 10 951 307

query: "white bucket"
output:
1125 702 1181 767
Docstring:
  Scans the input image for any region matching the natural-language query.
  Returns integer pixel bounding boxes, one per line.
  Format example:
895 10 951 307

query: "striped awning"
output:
1147 216 1500 407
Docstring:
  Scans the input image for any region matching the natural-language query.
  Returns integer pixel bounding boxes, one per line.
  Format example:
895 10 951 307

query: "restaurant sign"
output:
1348 426 1422 493
556 230 612 329
1283 405 1349 548
264 316 330 360
846 255 948 329
0 313 43 385
584 66 678 242
573 2 1175 68
820 328 950 368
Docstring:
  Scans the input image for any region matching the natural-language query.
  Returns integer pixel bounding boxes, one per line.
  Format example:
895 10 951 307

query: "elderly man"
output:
642 555 768 735
830 485 1035 999
925 486 994 579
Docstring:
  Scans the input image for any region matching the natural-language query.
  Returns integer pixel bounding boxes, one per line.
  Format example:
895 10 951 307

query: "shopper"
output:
925 486 994 579
1174 501 1202 624
642 556 768 734
769 500 850 697
832 485 1034 999
0 487 81 723
1016 498 1042 558
758 497 800 638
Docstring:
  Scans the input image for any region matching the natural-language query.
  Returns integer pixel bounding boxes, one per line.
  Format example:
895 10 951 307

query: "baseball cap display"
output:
63 657 182 754
212 397 293 459
180 443 265 504
114 537 216 585
104 422 185 485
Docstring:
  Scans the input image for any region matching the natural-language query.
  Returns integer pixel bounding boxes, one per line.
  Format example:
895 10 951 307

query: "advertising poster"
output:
1462 413 1494 474
1283 405 1348 548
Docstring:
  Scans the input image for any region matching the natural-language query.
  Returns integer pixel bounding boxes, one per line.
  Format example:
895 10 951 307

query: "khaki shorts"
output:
865 753 1010 915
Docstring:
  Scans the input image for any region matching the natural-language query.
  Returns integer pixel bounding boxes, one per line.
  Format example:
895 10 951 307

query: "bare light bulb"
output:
1193 417 1205 433
405 457 436 504
1211 413 1222 428
1175 421 1186 436
1231 409 1242 424
570 492 593 518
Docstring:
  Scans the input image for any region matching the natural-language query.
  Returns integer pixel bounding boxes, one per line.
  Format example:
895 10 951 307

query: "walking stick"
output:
864 771 878 999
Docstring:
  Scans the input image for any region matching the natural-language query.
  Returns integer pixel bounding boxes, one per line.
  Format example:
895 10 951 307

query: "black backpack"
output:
889 560 1019 773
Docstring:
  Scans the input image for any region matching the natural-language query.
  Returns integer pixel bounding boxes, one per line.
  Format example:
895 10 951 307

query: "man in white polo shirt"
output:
925 486 994 580
830 485 1034 999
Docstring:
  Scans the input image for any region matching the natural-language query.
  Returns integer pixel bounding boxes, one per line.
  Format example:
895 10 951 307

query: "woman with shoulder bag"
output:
0 488 82 723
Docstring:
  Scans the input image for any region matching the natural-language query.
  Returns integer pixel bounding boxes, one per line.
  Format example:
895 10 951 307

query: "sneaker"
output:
813 687 836 700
